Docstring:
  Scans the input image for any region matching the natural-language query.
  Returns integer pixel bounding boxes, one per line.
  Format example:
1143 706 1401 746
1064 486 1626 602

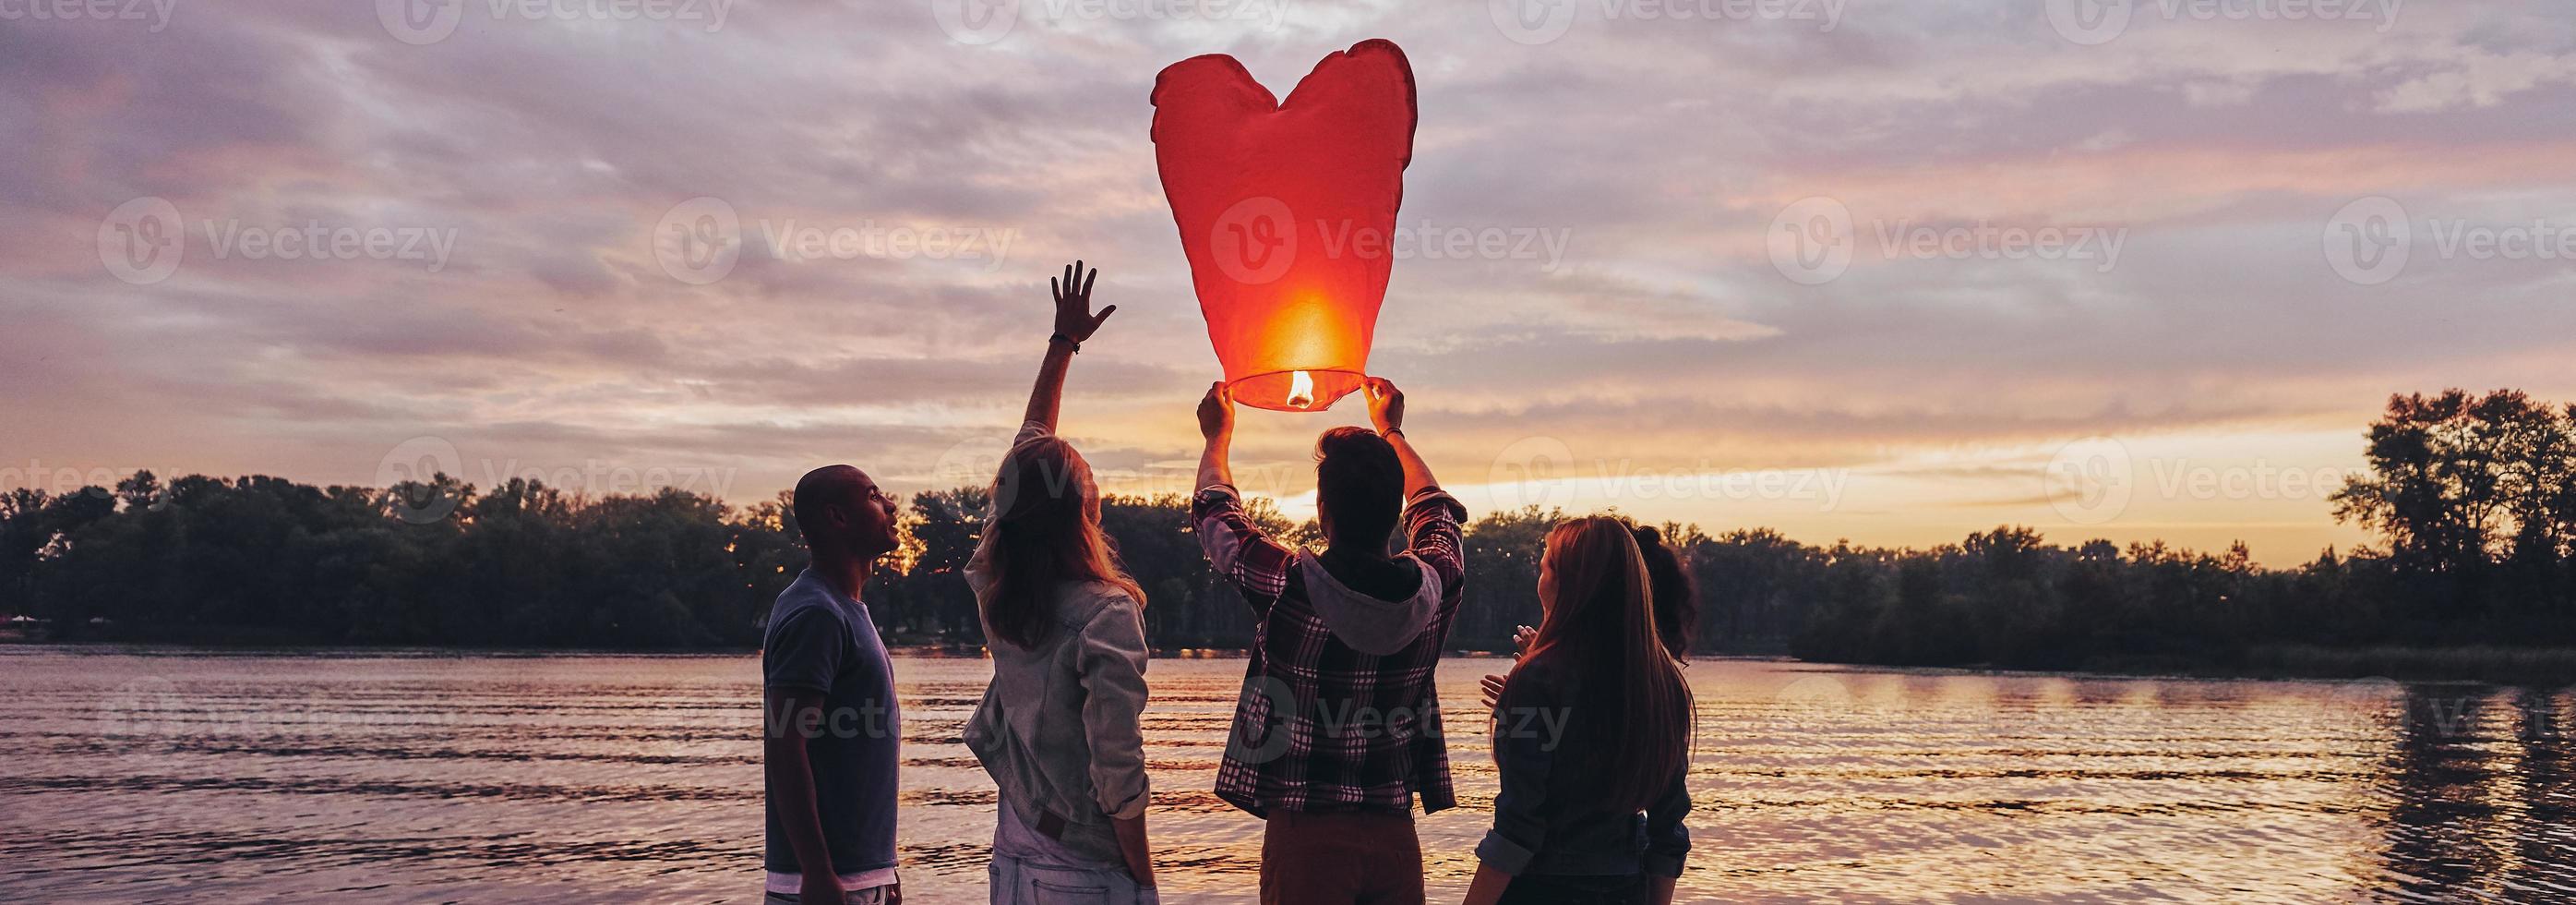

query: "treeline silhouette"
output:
4 389 2573 677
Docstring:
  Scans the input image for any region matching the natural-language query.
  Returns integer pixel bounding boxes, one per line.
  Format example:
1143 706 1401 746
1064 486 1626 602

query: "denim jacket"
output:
960 424 1153 866
1476 663 1692 878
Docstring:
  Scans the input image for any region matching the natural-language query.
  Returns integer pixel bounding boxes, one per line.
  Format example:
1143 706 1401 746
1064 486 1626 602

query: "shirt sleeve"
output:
1642 766 1694 878
1473 672 1557 876
762 607 843 694
1192 484 1295 612
1012 419 1050 447
1076 591 1153 821
1401 487 1468 617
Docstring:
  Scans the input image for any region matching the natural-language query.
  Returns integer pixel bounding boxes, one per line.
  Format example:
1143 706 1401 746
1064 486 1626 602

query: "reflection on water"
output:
0 647 2569 903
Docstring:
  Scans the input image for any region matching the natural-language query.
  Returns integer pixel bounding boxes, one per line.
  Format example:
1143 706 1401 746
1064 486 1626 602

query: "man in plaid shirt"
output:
1192 377 1468 905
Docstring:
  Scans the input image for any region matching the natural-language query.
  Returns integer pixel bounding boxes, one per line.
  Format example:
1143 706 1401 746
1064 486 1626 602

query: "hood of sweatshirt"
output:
1295 550 1443 656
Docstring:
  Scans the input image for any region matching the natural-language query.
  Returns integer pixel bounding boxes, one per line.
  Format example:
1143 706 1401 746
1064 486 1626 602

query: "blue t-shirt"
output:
762 568 901 882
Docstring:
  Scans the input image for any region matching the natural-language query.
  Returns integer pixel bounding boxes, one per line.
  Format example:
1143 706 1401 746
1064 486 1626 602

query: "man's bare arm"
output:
763 688 843 902
1196 382 1236 490
1364 378 1436 497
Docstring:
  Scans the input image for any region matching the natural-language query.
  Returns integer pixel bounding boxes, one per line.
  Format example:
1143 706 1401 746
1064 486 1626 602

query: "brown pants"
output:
1259 809 1426 905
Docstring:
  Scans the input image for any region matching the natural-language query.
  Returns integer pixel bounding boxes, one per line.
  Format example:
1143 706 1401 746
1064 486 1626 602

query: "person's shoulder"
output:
1404 486 1468 520
770 575 852 629
1504 657 1576 700
1069 579 1143 621
773 573 831 609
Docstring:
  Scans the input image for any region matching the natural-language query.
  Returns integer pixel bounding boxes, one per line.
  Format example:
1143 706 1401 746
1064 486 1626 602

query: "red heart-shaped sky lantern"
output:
1152 39 1417 413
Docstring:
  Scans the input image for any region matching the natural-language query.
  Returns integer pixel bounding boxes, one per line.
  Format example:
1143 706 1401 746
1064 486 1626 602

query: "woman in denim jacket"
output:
963 262 1158 904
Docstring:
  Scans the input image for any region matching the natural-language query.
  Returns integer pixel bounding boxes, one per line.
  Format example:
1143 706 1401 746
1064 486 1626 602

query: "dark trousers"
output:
1497 873 1647 905
1258 809 1425 905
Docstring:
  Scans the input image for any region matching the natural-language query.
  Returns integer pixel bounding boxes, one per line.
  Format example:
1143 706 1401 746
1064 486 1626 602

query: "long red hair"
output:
1508 516 1694 810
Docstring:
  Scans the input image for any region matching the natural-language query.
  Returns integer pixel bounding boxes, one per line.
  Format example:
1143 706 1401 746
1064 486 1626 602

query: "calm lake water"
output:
2 646 2570 903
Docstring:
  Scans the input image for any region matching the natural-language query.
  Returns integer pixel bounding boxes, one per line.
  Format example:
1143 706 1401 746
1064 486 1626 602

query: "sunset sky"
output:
6 1 2575 564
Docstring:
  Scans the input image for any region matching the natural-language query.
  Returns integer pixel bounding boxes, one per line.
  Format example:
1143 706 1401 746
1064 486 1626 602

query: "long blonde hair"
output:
982 436 1145 649
1510 516 1694 810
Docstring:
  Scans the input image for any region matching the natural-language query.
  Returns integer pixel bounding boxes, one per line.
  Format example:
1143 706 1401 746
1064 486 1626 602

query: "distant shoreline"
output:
6 637 2566 687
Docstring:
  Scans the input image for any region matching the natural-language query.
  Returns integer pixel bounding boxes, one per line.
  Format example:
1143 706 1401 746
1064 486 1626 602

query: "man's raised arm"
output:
1367 378 1468 609
1191 382 1296 615
1364 378 1436 497
1196 381 1235 492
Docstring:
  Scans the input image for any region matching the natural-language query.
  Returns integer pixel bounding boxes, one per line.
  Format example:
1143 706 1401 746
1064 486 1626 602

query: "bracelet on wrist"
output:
1049 332 1079 353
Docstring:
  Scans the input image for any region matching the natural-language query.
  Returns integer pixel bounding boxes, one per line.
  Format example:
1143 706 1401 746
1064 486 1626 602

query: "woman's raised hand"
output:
1051 260 1115 344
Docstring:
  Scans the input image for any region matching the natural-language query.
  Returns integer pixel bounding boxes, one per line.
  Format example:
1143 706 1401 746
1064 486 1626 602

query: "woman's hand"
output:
1052 260 1114 344
1482 624 1536 709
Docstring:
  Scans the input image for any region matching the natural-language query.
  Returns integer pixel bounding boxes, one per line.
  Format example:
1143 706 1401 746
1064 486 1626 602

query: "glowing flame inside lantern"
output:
1284 369 1317 409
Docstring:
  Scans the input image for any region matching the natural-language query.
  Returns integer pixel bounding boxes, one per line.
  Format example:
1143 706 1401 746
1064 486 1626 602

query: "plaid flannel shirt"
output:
1193 482 1469 817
